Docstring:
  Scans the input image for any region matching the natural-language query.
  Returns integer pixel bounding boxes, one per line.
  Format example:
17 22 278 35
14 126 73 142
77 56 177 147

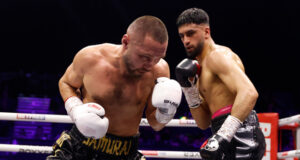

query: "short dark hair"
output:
127 16 168 44
176 8 210 28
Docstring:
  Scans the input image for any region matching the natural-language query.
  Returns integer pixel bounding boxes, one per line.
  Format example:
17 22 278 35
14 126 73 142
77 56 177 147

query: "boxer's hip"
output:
211 106 259 133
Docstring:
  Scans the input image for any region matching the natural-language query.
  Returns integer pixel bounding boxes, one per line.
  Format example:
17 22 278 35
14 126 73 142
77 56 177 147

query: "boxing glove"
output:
152 77 182 124
200 115 242 160
65 97 109 139
175 58 202 108
200 134 229 160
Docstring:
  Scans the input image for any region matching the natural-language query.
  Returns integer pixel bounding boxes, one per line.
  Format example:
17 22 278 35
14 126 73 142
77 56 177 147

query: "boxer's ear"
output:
204 27 210 39
122 34 129 49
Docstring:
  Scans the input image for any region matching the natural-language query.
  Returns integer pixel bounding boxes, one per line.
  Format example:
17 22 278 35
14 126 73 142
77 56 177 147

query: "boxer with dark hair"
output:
175 8 266 160
47 15 182 160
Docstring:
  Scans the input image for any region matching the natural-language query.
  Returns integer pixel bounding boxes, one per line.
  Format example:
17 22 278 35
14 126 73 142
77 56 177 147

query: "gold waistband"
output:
82 136 133 156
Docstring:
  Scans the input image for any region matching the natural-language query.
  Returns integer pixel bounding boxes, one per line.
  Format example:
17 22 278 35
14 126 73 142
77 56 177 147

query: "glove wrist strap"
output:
217 115 242 142
65 96 83 120
182 86 202 108
155 108 174 124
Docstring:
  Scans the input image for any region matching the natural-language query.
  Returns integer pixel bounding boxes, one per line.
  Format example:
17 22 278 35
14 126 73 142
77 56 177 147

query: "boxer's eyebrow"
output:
185 30 196 37
179 29 196 38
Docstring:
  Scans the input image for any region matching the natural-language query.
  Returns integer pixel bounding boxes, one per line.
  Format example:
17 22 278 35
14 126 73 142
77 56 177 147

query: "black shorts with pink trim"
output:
211 108 266 160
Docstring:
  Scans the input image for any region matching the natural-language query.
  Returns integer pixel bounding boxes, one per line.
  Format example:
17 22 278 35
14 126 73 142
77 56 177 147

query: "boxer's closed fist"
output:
175 58 202 108
65 97 109 139
72 103 109 139
152 77 182 123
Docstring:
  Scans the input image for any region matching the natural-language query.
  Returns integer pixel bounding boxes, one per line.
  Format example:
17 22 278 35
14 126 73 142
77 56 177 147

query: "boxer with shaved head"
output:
47 15 182 160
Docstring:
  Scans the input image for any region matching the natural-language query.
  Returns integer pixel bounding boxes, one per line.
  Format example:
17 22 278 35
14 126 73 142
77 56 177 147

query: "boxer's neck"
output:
116 45 129 76
196 38 215 65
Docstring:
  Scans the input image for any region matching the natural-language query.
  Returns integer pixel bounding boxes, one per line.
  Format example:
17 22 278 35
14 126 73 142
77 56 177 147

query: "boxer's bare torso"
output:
178 22 258 129
60 43 169 137
198 45 245 114
49 15 172 160
82 44 155 136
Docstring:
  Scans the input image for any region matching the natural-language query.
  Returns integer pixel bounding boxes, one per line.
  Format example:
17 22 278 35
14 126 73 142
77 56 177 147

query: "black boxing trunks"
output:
211 105 266 160
46 125 145 160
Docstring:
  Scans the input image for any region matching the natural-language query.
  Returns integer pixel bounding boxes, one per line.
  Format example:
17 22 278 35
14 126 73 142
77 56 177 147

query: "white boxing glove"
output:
65 97 109 139
152 77 182 124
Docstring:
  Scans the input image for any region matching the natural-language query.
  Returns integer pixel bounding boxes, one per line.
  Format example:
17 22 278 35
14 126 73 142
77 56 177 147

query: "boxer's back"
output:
198 45 245 114
81 44 155 136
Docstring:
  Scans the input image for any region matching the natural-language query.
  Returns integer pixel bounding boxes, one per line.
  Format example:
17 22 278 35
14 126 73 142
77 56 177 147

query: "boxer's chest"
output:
198 64 233 107
198 66 213 96
82 67 153 107
197 65 223 99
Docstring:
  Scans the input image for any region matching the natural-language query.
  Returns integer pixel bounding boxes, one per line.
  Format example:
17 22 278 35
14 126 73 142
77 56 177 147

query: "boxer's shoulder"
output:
72 44 117 74
206 45 245 72
78 43 118 56
204 46 235 71
78 43 120 61
153 58 169 78
154 58 168 70
206 45 231 58
75 45 101 60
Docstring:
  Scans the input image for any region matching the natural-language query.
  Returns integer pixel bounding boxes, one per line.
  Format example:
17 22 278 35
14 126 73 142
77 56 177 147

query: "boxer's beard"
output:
123 54 141 78
186 41 204 59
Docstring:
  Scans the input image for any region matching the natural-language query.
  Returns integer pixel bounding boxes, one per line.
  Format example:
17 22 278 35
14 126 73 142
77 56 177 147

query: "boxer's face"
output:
123 35 167 76
178 23 209 59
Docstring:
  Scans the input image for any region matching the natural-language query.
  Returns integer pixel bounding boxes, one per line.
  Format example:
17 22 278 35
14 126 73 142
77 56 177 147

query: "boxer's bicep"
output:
59 65 84 101
207 51 258 121
64 64 83 88
219 65 251 94
59 49 90 100
207 51 252 94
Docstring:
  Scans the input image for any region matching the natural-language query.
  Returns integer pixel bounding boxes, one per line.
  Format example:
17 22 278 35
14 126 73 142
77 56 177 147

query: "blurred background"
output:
0 0 299 159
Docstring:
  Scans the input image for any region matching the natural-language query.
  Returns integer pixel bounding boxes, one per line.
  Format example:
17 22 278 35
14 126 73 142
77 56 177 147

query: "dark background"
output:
0 0 299 159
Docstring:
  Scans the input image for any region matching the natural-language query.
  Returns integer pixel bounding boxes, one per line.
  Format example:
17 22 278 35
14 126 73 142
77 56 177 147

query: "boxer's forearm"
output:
190 105 211 130
231 88 258 122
